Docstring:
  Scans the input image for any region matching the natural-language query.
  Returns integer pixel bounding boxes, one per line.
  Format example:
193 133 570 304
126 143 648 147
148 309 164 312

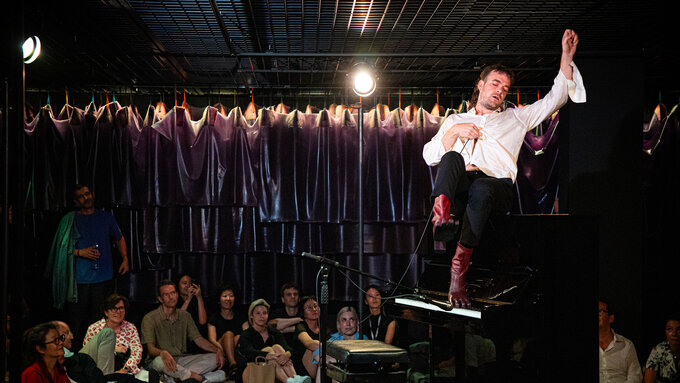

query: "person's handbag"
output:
246 355 275 382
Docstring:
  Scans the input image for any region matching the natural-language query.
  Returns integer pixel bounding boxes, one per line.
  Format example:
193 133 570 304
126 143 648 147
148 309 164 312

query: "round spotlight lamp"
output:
23 36 41 64
351 64 376 97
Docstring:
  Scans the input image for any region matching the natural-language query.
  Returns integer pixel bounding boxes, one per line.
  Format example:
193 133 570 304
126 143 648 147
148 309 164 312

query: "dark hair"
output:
158 279 176 296
217 283 238 297
22 322 58 367
72 184 91 199
365 285 383 297
468 64 515 111
300 295 317 309
178 273 192 281
216 283 239 305
280 281 300 297
101 293 130 317
665 312 680 323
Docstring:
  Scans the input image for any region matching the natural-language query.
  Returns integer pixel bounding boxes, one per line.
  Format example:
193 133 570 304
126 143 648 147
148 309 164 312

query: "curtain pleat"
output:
23 101 563 302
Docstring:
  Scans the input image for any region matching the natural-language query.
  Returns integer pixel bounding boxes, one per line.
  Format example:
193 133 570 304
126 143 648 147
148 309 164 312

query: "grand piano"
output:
384 214 599 382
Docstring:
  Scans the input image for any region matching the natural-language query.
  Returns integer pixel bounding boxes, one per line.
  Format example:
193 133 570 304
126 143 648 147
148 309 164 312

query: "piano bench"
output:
326 340 408 382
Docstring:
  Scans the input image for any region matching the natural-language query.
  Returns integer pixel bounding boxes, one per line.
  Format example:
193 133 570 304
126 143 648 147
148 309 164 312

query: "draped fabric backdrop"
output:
22 101 558 304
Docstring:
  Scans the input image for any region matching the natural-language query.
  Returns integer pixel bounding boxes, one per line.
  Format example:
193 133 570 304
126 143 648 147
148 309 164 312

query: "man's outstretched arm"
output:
560 29 579 80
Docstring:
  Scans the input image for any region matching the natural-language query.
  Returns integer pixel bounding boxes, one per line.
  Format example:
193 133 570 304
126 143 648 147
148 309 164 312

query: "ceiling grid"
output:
19 0 673 94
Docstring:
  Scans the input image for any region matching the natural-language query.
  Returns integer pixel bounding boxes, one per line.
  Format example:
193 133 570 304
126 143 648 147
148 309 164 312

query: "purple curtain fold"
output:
22 100 578 302
24 102 568 263
90 101 126 205
642 104 680 240
515 112 560 214
24 106 82 210
139 106 257 208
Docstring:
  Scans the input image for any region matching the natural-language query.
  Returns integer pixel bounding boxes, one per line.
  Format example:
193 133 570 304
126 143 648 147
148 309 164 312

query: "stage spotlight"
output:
23 36 41 64
351 63 376 97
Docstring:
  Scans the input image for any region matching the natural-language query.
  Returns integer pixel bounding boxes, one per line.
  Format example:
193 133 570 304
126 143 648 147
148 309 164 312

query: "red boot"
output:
449 242 473 308
432 195 459 242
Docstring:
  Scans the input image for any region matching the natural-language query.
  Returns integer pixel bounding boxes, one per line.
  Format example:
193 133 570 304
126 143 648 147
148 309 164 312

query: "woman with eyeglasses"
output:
293 296 322 379
21 322 69 383
82 293 143 375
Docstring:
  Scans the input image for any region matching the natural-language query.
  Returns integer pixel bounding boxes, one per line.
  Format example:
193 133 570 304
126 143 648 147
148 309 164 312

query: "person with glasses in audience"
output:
83 293 143 375
22 322 69 383
53 320 144 383
598 300 642 383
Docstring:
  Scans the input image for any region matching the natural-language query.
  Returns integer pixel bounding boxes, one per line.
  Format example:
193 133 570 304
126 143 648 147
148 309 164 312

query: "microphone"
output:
301 252 340 267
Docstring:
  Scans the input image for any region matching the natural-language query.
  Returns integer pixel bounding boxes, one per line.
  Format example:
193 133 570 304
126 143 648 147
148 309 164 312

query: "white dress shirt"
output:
599 330 643 383
422 62 586 182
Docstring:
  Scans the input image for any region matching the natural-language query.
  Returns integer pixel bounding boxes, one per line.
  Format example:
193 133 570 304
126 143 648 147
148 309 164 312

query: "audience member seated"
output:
644 312 680 383
598 300 642 383
364 285 397 344
207 283 248 380
269 282 304 348
237 299 311 383
54 320 144 383
177 274 208 332
293 296 322 378
313 306 367 383
329 306 367 343
21 322 69 383
141 279 225 382
313 306 367 361
82 293 143 376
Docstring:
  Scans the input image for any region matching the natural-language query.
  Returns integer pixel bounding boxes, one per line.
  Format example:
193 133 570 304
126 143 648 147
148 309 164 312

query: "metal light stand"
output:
357 100 364 336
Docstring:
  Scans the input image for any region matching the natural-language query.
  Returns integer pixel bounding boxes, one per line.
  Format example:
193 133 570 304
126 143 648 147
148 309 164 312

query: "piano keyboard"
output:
394 297 483 319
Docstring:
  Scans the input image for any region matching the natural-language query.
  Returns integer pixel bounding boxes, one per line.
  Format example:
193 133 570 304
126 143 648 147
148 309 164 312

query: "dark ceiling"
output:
18 0 675 99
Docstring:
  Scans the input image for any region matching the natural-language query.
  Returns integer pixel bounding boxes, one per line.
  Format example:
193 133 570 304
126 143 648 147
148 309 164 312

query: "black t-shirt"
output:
269 306 301 349
294 321 320 342
292 321 321 376
269 306 301 320
178 296 207 354
208 310 246 338
178 296 204 329
237 326 291 362
366 313 396 342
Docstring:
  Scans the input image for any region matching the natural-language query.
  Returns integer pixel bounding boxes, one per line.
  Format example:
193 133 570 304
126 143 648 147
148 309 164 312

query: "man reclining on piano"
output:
422 29 586 307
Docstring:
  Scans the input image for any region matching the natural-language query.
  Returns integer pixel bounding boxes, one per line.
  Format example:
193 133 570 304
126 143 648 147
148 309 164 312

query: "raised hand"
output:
561 29 579 62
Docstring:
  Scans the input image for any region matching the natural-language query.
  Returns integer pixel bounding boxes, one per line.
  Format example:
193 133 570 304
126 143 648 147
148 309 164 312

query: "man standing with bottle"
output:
47 184 128 349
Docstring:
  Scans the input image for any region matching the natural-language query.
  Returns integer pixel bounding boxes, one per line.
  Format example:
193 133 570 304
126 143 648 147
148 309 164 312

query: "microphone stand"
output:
319 265 330 383
301 251 415 383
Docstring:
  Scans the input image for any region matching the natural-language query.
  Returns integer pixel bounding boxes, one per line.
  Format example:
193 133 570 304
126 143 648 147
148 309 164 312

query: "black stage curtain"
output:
24 103 441 302
23 101 564 303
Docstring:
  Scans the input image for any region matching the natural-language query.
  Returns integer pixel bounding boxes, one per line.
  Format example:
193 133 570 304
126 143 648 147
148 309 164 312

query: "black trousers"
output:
431 151 513 247
66 279 114 350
